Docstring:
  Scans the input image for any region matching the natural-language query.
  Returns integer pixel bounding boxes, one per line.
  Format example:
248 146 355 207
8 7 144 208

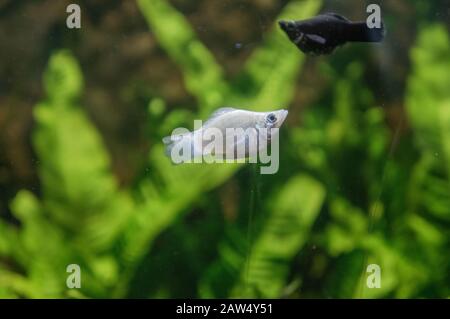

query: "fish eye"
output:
266 113 277 124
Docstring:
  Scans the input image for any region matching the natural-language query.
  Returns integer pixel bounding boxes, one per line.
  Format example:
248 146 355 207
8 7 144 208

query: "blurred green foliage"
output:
0 0 448 298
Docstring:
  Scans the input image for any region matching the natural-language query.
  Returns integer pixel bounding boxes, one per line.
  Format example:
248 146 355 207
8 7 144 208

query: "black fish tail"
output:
347 22 385 42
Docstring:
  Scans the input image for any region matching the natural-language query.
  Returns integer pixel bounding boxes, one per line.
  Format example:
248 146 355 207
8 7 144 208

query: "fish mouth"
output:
276 109 289 127
278 20 288 32
278 20 296 34
278 20 303 42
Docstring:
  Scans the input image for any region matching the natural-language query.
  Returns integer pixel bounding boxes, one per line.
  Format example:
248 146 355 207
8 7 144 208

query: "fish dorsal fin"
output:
203 107 237 126
210 107 237 118
323 12 350 22
305 34 327 45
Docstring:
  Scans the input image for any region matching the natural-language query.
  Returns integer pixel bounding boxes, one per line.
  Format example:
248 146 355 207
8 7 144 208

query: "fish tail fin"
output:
349 22 385 42
368 21 385 42
163 133 196 164
163 141 174 158
162 134 182 158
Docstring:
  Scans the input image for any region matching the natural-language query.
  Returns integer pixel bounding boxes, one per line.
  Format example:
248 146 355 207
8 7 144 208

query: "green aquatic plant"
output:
121 0 322 297
402 24 450 296
0 1 448 299
286 23 450 298
199 175 325 298
0 51 132 298
0 0 323 298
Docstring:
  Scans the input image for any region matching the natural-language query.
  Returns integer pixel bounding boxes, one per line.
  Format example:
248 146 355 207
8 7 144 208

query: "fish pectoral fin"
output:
305 34 327 45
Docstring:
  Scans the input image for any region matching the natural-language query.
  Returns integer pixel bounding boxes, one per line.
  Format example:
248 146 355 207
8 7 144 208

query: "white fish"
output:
163 107 288 162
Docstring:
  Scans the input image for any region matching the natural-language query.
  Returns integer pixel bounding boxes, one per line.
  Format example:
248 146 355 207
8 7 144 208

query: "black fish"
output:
279 13 385 55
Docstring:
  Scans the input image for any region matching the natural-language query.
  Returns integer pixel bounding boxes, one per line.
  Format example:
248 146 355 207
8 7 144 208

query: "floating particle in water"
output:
235 42 243 49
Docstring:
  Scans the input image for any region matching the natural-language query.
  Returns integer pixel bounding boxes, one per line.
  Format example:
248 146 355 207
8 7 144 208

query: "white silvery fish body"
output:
163 107 288 168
